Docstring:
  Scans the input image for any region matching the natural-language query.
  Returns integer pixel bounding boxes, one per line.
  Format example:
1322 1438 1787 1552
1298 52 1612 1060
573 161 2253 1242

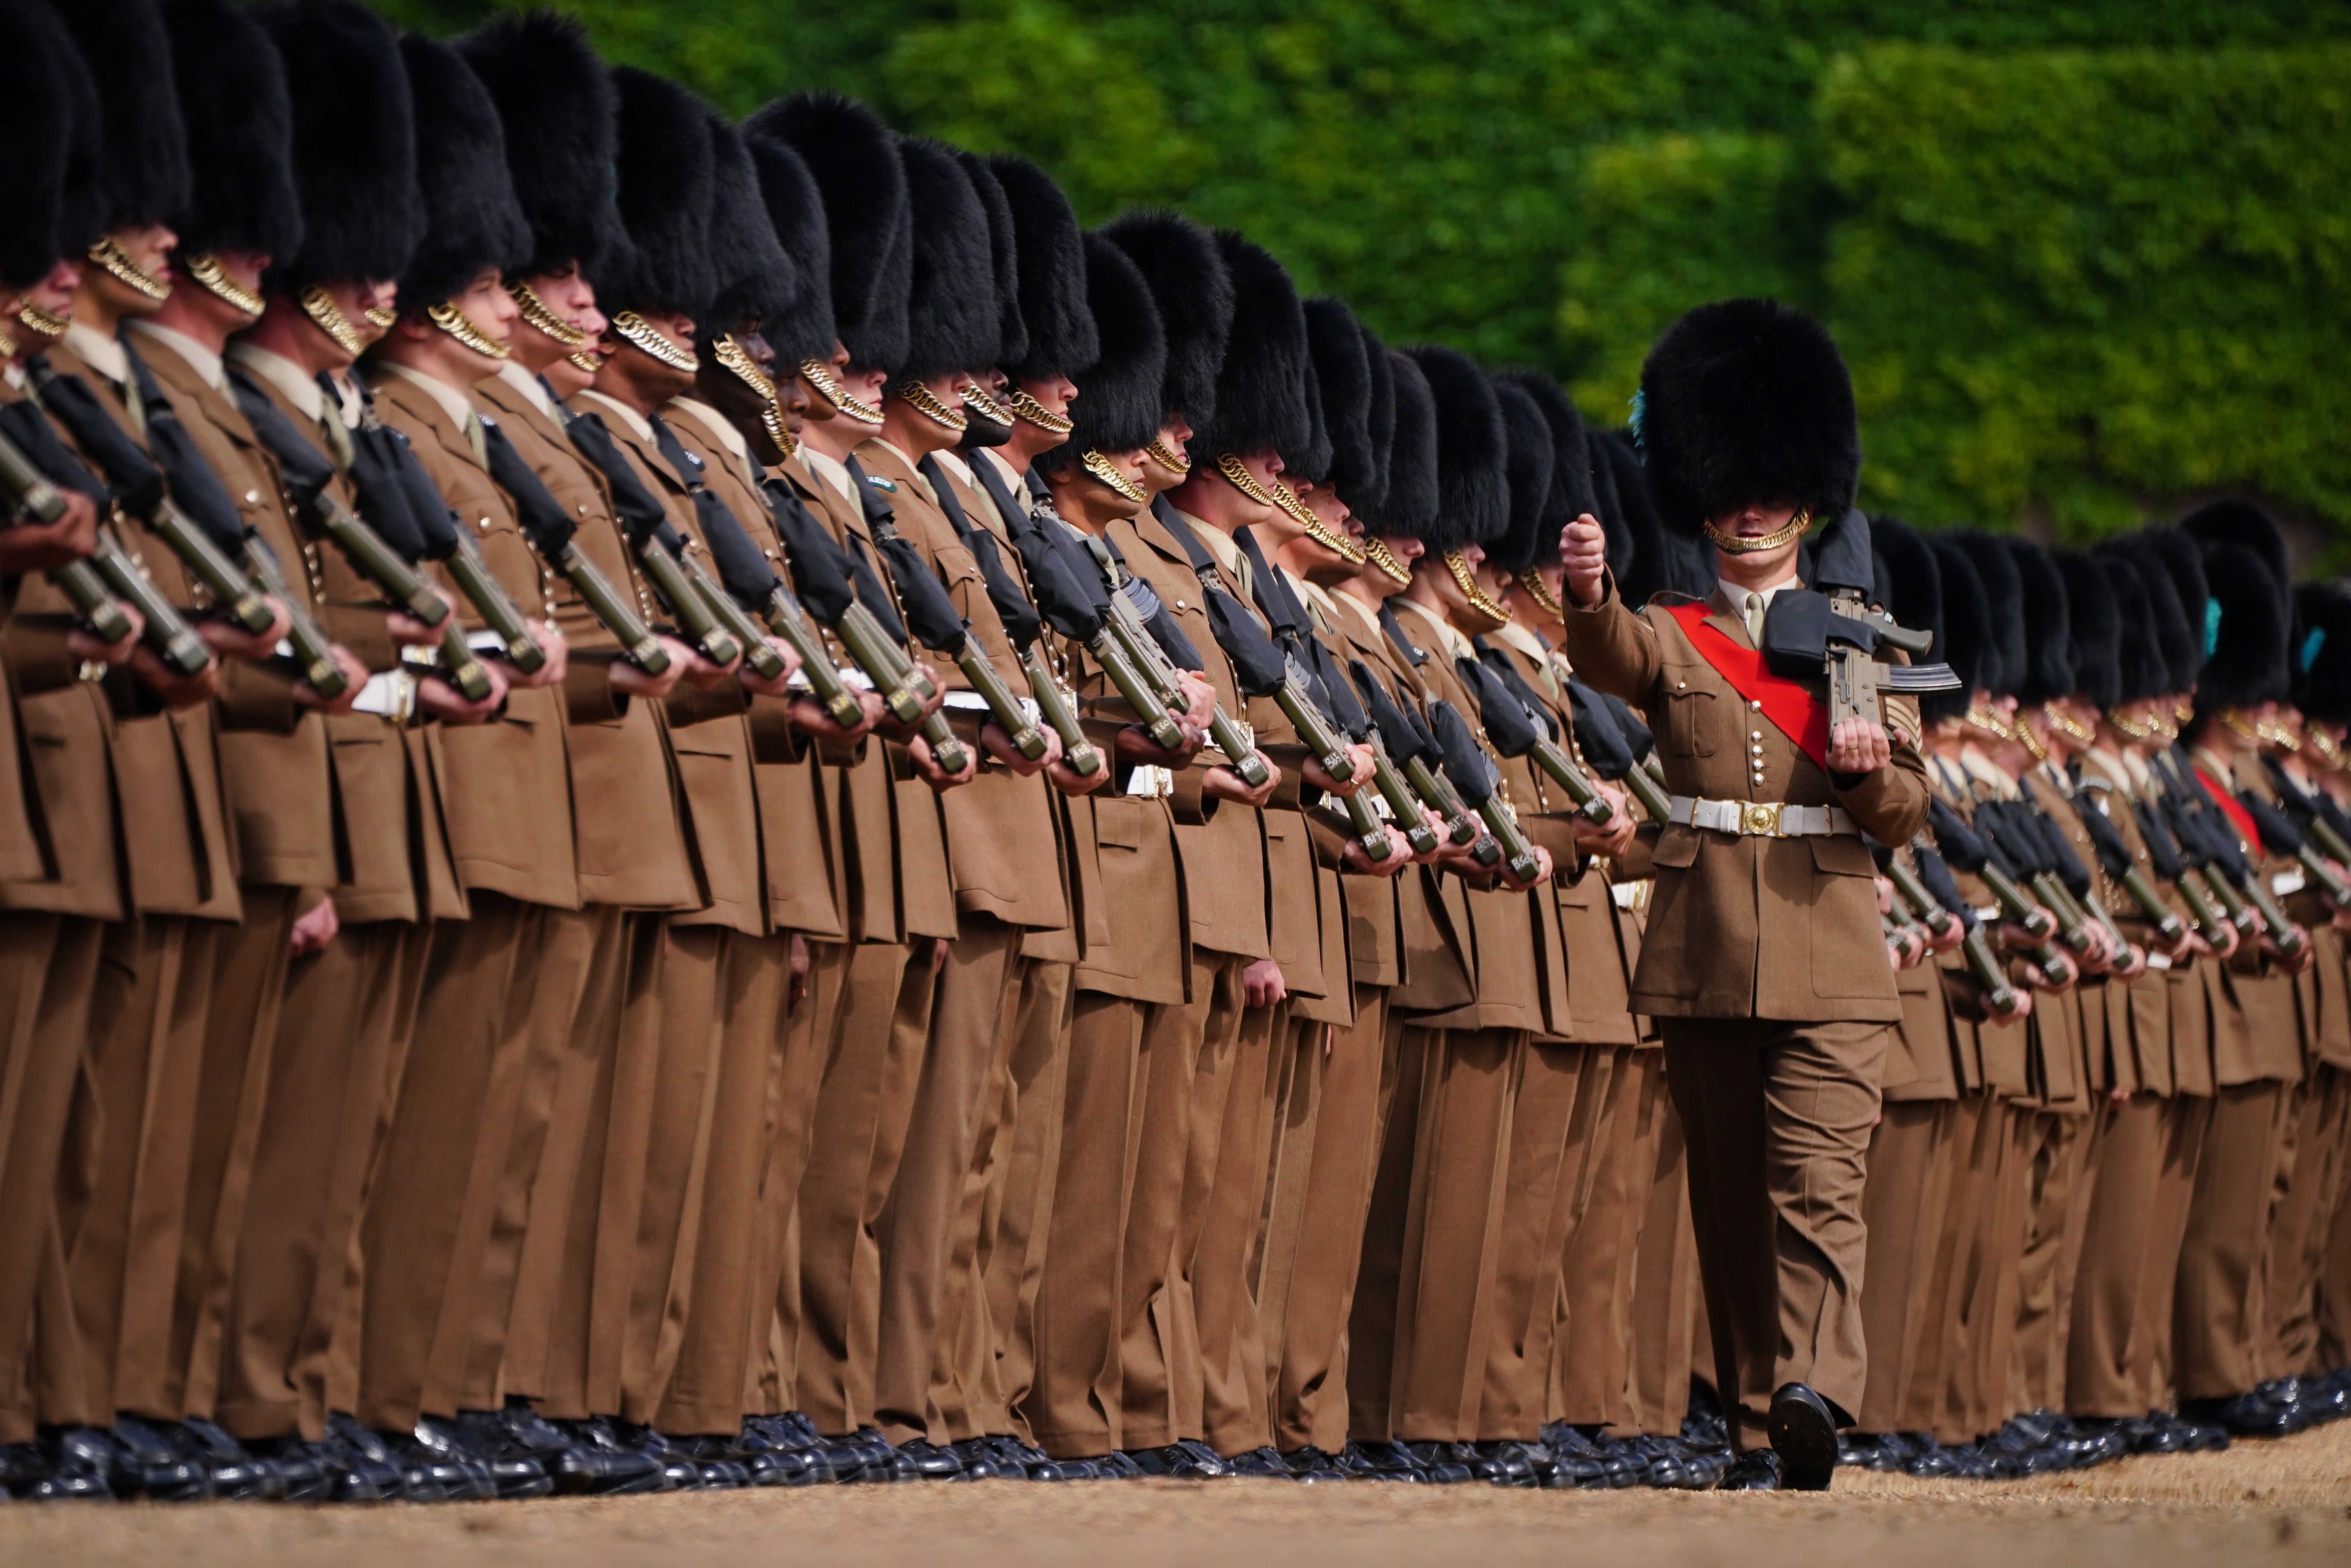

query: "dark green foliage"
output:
364 1 2351 538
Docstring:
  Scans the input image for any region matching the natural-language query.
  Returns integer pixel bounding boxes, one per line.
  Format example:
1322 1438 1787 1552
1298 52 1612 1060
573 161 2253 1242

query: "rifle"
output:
229 377 498 702
1462 652 1611 825
1980 800 2099 957
925 454 1101 776
473 417 660 677
1431 698 1541 883
1925 797 2070 978
1564 681 1674 825
2070 787 2188 943
30 358 281 641
0 403 203 671
1760 507 1960 731
1277 634 1392 861
1346 660 1463 857
646 416 793 686
1905 837 2023 1013
561 410 742 671
2256 758 2351 899
2132 793 2230 943
1871 840 1959 943
1004 503 1188 756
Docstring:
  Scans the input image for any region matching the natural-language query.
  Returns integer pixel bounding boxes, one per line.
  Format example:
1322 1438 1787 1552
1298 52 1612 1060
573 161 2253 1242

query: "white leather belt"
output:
1125 763 1174 798
1667 795 1857 838
351 669 417 722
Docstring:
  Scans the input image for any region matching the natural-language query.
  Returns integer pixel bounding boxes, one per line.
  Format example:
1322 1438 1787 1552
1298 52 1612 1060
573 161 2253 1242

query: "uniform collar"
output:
62 321 129 386
574 387 653 445
1712 570 1800 616
376 359 479 433
226 342 324 423
928 448 973 489
493 358 558 423
125 320 226 393
664 394 757 487
1394 595 1474 663
801 445 856 505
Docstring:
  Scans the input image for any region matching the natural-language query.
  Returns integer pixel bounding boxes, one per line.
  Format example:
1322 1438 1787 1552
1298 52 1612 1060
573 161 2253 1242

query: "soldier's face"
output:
354 281 398 345
455 268 519 359
87 223 178 318
1138 418 1191 492
1708 499 1805 581
22 256 80 338
1226 449 1285 524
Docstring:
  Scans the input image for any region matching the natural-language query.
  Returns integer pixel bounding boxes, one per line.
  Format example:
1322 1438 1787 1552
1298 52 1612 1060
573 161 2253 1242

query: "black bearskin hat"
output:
1634 297 1858 539
2142 529 2210 693
2197 544 2290 711
743 136 835 366
2123 550 2196 697
1609 431 1710 605
1192 233 1311 464
1486 380 1556 576
1588 422 1628 580
1101 210 1232 430
1927 537 1994 712
2055 548 2120 709
0 0 90 286
162 0 300 264
1360 349 1437 540
2007 537 2073 704
1359 325 1395 517
1038 232 1163 470
988 156 1095 383
457 9 623 281
1500 372 1596 536
395 34 528 311
1406 345 1507 554
746 93 909 372
594 67 714 320
1303 298 1374 502
703 111 794 334
2295 582 2351 727
895 137 997 382
959 153 1025 377
43 0 188 233
1870 517 1944 665
2102 554 2160 705
1946 534 2024 698
2180 498 2291 616
258 0 420 292
1287 336 1334 486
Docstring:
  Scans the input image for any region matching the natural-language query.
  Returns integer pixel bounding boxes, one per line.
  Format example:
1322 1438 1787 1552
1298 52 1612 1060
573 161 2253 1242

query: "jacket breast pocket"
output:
1655 683 1717 758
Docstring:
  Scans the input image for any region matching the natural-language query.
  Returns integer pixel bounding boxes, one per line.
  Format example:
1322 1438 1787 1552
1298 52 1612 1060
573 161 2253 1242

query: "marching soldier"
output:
1559 299 1931 1490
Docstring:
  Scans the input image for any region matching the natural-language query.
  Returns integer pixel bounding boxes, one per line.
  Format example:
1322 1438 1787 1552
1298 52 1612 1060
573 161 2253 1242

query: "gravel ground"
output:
4 1421 2348 1568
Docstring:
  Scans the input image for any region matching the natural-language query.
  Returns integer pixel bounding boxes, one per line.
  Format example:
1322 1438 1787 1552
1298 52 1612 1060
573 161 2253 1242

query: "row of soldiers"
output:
0 0 2343 1502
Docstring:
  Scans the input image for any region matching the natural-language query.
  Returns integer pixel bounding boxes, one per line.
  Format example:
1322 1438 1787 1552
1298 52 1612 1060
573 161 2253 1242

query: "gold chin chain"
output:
566 348 602 375
427 301 510 360
1364 536 1412 587
2306 727 2343 767
801 359 883 425
507 280 588 347
1145 438 1190 476
1701 508 1812 556
87 236 171 301
2015 717 2050 763
363 302 399 330
1273 481 1364 565
2105 706 2151 741
0 320 16 360
960 382 1013 427
612 311 696 373
714 338 797 458
184 253 263 319
1518 568 1565 619
2256 714 2300 751
1963 701 2014 742
299 286 364 356
1007 387 1072 434
1080 449 1147 505
1215 452 1284 510
1443 548 1514 625
2042 701 2095 747
2216 706 2260 745
16 302 69 339
895 380 969 432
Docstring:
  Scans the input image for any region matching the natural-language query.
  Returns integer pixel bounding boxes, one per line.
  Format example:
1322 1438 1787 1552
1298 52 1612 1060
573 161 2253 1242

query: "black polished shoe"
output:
103 1417 212 1502
1716 1448 1784 1490
1219 1445 1293 1478
1336 1439 1427 1481
1122 1444 1212 1478
893 1437 967 1480
2182 1390 2297 1439
250 1433 403 1503
1397 1440 1491 1484
1278 1445 1349 1481
1766 1384 1838 1492
20 1428 115 1502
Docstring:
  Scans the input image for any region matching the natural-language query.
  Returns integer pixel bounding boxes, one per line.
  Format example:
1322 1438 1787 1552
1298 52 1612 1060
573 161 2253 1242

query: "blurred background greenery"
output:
376 1 2351 551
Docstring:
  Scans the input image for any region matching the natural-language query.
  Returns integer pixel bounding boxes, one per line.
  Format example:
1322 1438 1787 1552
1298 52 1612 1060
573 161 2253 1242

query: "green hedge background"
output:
374 1 2351 551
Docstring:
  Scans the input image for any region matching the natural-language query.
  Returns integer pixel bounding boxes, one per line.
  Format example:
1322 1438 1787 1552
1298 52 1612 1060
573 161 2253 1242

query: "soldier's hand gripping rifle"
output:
643 417 794 685
1231 530 1359 789
2163 781 2295 952
723 479 870 731
2070 789 2188 944
1903 834 2024 1013
1564 679 1675 825
920 453 1100 777
1431 698 1542 883
227 378 499 703
561 411 742 672
1278 634 1394 862
1001 495 1189 757
1462 650 1612 825
1926 797 2071 982
0 398 196 671
1979 800 2101 957
2241 790 2351 908
1098 556 1270 786
2132 793 2230 943
1347 660 1468 858
1760 507 1961 732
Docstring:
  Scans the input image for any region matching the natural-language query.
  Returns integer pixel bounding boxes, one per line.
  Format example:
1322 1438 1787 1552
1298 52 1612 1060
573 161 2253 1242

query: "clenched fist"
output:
1560 513 1607 607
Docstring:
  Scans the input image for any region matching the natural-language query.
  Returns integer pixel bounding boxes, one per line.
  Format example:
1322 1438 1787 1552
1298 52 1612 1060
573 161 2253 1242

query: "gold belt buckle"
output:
1742 800 1784 837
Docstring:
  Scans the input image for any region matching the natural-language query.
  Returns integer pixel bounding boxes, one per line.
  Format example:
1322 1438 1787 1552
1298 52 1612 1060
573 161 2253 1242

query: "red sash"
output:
1663 601 1831 771
2194 766 2261 854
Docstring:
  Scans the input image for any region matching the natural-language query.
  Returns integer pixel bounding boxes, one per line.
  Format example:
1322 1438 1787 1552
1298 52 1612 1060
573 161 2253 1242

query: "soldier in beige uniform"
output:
1559 299 1930 1490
